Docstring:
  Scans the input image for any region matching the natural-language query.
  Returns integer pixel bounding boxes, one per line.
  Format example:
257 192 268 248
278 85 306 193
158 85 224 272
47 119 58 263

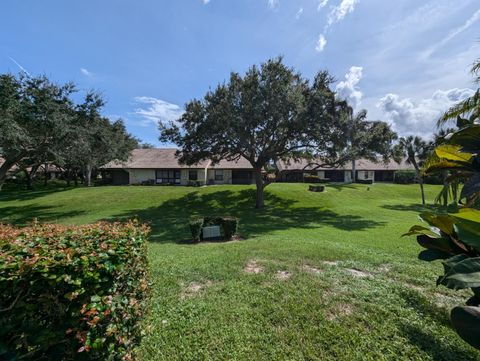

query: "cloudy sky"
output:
1 0 478 144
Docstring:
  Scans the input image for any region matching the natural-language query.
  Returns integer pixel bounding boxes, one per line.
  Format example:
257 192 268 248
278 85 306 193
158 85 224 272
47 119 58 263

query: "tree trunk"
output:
25 165 39 190
412 160 425 205
85 164 92 187
352 159 356 183
0 158 18 191
254 167 265 209
43 162 48 186
419 177 426 205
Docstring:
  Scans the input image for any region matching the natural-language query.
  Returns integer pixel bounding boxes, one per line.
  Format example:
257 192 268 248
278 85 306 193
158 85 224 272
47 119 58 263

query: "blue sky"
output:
1 0 479 144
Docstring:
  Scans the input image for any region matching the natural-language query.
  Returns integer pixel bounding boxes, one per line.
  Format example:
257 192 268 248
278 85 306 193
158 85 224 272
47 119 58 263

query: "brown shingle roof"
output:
102 148 253 169
277 158 413 171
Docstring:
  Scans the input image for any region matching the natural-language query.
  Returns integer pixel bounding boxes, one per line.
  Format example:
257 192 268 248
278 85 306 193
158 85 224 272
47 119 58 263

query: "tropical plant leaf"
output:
461 173 480 200
402 225 437 237
418 249 451 262
419 212 455 235
434 144 473 163
416 234 455 254
448 124 480 153
438 255 480 289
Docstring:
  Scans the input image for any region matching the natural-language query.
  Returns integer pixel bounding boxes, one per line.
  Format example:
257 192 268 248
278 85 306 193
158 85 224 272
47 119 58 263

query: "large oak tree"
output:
160 58 344 208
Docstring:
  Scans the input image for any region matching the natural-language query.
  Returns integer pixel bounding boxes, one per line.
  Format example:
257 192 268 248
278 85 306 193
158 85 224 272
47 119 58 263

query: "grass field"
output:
1 183 479 360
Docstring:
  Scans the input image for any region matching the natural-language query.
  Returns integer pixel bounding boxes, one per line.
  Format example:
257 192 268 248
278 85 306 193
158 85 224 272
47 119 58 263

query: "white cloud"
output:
315 34 327 52
421 8 480 59
80 68 93 77
335 66 363 109
267 0 279 9
377 88 475 137
133 96 184 127
202 0 210 4
318 0 329 11
327 0 359 27
296 7 303 20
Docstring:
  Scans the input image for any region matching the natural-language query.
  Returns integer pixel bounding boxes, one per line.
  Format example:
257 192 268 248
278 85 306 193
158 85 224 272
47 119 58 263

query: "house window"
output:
155 169 181 184
189 170 198 181
364 171 368 180
215 170 223 181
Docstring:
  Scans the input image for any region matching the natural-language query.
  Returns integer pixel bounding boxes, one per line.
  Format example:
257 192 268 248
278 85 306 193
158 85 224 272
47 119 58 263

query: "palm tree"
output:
439 58 480 125
395 136 432 205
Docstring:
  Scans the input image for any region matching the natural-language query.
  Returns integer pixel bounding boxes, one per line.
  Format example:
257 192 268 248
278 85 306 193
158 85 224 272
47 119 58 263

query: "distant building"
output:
276 158 414 183
101 148 414 185
101 148 255 185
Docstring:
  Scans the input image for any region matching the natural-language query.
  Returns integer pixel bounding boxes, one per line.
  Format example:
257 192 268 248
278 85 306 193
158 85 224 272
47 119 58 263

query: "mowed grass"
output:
1 183 480 360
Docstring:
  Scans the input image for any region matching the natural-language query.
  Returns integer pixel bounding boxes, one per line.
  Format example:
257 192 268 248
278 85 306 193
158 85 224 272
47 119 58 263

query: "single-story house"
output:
276 158 414 183
101 148 255 186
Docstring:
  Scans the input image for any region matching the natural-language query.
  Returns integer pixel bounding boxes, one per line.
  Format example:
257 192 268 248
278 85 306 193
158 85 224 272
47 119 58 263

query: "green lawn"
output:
1 183 479 360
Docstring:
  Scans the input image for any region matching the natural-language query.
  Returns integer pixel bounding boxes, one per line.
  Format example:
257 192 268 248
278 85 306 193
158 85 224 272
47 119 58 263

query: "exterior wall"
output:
344 171 352 183
207 169 232 184
180 169 207 185
357 170 375 181
127 169 155 184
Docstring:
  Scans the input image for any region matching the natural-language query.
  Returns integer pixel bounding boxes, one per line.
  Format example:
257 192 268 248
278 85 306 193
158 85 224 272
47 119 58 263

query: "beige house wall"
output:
180 169 207 185
127 169 155 184
357 170 375 181
207 169 232 184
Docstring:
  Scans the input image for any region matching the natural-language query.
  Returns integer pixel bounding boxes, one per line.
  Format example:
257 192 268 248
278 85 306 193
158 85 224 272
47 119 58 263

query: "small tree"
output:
394 136 432 205
160 58 340 208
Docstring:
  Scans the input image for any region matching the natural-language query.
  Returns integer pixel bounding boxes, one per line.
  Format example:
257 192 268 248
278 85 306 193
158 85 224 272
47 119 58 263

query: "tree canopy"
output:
160 57 396 208
0 73 137 189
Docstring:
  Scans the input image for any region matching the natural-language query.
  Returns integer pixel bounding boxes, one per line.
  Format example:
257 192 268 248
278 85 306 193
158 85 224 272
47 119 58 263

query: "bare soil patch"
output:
244 260 264 274
326 303 353 321
322 260 339 266
275 270 292 280
346 268 372 278
181 281 213 299
302 265 322 274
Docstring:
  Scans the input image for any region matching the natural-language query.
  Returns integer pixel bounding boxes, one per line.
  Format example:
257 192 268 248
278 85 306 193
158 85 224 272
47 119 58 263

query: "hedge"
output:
308 185 325 192
393 170 417 184
0 220 150 360
189 216 239 242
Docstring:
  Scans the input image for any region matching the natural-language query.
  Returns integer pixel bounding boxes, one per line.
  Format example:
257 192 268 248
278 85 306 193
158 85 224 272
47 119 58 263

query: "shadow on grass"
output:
0 186 74 202
105 188 386 243
400 324 475 360
381 203 442 213
0 204 86 226
397 289 478 359
399 288 451 327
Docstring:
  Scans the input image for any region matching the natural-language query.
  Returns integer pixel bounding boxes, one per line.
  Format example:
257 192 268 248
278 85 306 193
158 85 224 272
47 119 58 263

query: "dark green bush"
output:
220 217 239 239
356 179 373 184
189 216 239 241
308 185 325 192
394 170 416 184
0 221 150 361
189 217 204 242
424 173 444 185
187 180 201 187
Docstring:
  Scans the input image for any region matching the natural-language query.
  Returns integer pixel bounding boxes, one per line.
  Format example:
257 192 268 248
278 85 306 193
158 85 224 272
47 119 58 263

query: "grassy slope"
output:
1 183 479 360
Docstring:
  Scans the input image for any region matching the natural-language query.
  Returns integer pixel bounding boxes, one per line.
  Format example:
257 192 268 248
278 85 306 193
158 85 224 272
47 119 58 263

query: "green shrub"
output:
308 185 325 192
189 216 239 241
189 217 204 242
187 180 201 187
356 179 373 185
424 172 444 185
220 217 239 240
0 221 150 361
394 170 416 184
